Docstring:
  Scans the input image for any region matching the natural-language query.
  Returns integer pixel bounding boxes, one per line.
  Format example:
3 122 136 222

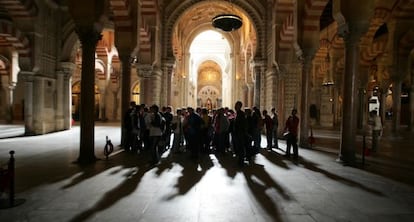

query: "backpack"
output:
152 112 166 132
160 116 166 132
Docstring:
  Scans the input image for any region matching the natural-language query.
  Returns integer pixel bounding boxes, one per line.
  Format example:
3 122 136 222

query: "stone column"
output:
357 65 369 130
253 61 264 108
331 52 341 126
152 66 162 104
1 82 15 123
98 88 106 121
55 71 65 129
32 76 45 133
76 26 101 163
119 53 132 147
20 71 34 135
137 64 153 105
246 83 253 108
339 26 365 165
161 62 173 106
254 69 261 108
392 78 402 134
299 54 314 148
61 62 75 129
112 90 119 120
409 83 414 131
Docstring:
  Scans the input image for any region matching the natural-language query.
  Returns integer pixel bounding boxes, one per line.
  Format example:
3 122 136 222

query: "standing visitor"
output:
271 108 279 149
233 101 248 166
284 109 300 159
171 108 184 153
146 105 164 166
369 110 382 152
262 110 273 151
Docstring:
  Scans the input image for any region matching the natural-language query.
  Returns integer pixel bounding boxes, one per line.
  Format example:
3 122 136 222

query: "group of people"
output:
123 100 300 166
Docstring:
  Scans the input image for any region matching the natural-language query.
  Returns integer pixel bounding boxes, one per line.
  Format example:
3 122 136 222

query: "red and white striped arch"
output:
392 0 414 20
303 0 330 32
279 13 295 51
139 0 157 53
0 20 30 57
317 61 329 77
109 0 133 32
277 1 295 51
362 8 390 44
95 60 106 81
361 39 387 65
0 0 37 18
0 55 10 76
399 30 414 56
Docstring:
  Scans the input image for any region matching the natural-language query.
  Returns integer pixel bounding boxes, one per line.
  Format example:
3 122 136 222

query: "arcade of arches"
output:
0 0 413 164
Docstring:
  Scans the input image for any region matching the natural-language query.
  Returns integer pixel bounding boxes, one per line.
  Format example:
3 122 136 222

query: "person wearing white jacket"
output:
370 110 383 152
146 104 164 165
171 109 184 153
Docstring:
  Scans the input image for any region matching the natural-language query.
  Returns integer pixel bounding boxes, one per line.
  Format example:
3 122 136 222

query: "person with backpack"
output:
146 104 165 166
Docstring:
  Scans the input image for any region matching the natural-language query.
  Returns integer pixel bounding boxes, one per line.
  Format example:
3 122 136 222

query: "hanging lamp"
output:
322 27 334 86
212 14 242 32
212 1 242 32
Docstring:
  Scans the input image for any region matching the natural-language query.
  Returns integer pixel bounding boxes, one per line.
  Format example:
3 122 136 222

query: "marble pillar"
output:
76 26 101 163
119 53 132 147
55 71 65 129
339 30 362 165
61 62 75 130
299 56 313 148
392 79 402 134
137 64 153 105
253 64 262 108
409 84 414 131
20 71 34 135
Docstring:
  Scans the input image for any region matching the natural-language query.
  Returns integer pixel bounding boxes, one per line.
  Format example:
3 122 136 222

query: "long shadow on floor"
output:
260 149 290 170
294 156 384 196
243 163 290 222
164 151 214 199
69 152 155 222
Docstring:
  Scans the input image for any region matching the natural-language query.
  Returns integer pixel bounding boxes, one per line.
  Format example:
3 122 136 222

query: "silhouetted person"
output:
213 108 230 154
284 109 299 159
271 108 279 148
262 110 273 151
123 101 136 152
233 101 248 166
184 107 203 160
146 104 164 165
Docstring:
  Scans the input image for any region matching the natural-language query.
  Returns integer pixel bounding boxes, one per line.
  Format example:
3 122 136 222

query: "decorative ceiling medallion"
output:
212 14 242 32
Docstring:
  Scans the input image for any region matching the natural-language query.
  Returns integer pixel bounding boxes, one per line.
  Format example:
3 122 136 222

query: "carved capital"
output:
75 26 102 47
137 64 153 78
59 62 76 79
19 71 35 82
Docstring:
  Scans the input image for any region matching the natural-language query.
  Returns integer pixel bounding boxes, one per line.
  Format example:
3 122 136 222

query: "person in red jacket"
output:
284 109 299 159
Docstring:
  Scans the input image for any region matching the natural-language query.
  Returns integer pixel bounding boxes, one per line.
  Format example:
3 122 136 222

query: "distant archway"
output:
71 82 100 121
132 81 140 105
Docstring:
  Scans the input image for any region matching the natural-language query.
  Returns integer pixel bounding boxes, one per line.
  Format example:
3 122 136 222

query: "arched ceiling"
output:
171 1 256 61
198 60 222 90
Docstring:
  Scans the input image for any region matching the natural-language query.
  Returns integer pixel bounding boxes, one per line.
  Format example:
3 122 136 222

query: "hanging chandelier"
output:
212 14 243 32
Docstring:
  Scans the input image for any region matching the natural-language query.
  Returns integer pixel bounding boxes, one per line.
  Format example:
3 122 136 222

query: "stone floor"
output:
0 122 414 222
